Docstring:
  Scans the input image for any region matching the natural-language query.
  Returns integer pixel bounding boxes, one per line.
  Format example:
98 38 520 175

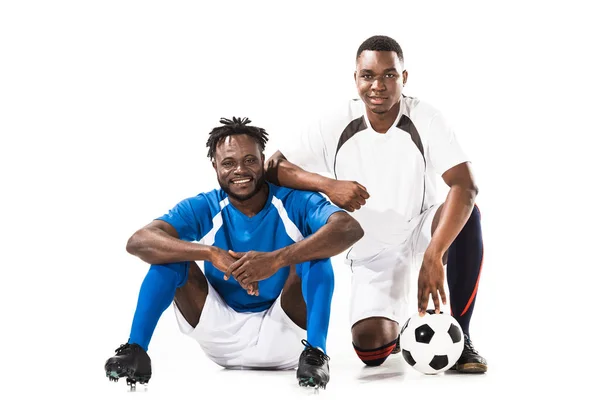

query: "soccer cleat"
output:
450 334 487 373
105 343 152 388
296 339 330 389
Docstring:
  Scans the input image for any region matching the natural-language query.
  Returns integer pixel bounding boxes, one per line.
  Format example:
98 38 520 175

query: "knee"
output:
297 259 334 284
149 262 189 287
353 338 398 366
352 318 399 366
457 204 481 236
468 204 481 224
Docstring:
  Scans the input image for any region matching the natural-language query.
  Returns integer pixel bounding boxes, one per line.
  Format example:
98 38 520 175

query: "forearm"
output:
126 227 214 265
274 212 363 267
265 153 334 193
428 185 477 257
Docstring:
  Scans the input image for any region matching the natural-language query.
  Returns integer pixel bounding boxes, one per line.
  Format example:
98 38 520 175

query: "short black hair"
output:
356 35 404 62
206 117 269 160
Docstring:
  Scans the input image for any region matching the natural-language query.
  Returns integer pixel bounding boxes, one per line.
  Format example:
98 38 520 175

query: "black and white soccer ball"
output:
399 310 464 374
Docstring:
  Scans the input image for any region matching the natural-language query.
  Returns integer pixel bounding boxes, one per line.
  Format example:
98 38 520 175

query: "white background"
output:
1 1 598 398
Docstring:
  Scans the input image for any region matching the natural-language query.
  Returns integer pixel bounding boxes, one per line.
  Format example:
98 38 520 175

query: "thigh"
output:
173 261 209 329
350 245 415 327
411 203 445 262
279 265 306 330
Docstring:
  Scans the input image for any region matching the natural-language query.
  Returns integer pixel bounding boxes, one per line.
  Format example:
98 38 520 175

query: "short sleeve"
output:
296 192 344 236
427 112 470 175
155 195 212 242
278 120 332 175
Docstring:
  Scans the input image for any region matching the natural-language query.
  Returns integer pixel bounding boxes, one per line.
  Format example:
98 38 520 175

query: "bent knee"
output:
353 338 398 366
352 317 399 366
296 259 334 281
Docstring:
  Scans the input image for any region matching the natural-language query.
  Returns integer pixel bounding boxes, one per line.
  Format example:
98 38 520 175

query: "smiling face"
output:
355 50 407 115
213 134 265 202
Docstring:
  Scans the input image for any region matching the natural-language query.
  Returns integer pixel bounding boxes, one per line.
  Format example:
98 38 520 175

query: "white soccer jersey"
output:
279 95 469 260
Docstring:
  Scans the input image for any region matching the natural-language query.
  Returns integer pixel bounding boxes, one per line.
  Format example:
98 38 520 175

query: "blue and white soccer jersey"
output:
157 183 342 369
279 96 469 327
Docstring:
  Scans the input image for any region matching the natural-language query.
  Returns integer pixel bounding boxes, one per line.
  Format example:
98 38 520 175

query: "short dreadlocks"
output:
206 117 269 160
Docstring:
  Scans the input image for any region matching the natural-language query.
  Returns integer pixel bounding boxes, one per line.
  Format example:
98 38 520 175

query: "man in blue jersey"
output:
104 117 363 390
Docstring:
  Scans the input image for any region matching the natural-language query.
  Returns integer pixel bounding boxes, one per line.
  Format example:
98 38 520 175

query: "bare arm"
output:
426 161 479 258
126 220 214 265
225 211 364 285
265 151 334 192
265 151 370 212
417 161 478 314
275 211 363 267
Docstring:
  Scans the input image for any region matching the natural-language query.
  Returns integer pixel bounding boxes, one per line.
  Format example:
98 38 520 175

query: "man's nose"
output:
234 163 248 174
372 78 386 91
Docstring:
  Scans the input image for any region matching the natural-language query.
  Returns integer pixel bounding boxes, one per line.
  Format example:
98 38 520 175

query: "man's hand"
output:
224 250 281 287
211 248 258 296
325 180 370 212
417 251 447 316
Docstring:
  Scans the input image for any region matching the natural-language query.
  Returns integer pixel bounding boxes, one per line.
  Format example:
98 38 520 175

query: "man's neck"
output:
228 184 270 217
367 102 400 134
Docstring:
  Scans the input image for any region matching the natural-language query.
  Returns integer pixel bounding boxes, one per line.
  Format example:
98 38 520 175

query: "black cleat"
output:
450 334 487 373
105 343 152 388
296 339 330 389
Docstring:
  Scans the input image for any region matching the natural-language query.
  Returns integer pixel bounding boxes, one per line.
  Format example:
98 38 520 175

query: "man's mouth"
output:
231 178 252 185
369 96 388 104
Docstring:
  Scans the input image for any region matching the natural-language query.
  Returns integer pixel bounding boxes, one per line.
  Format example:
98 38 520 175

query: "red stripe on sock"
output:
355 344 396 361
460 243 484 317
354 343 396 357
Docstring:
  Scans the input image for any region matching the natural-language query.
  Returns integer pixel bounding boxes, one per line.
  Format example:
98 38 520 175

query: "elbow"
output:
352 220 365 243
126 229 144 256
264 157 282 185
469 183 479 203
344 216 364 245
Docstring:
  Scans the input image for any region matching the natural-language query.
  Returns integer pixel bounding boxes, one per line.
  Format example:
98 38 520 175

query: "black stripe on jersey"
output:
333 116 368 179
397 115 425 161
397 114 427 212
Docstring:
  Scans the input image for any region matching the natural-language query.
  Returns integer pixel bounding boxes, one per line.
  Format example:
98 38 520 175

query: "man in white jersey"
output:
265 35 487 372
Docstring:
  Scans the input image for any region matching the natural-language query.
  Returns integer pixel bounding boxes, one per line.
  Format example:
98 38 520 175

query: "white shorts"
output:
173 280 306 370
347 203 442 327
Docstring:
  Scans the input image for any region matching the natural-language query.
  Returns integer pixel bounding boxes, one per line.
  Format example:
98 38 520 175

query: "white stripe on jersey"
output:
271 195 304 243
197 198 230 245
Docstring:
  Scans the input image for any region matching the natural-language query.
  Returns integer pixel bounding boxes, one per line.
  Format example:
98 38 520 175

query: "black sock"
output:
446 205 484 337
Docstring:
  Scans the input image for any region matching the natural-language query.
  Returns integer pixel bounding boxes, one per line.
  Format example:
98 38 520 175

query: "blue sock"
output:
296 258 334 354
128 262 189 351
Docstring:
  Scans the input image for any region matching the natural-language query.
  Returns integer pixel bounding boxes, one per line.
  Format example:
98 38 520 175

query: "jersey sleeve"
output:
294 191 345 236
278 119 332 175
426 111 470 176
155 195 212 242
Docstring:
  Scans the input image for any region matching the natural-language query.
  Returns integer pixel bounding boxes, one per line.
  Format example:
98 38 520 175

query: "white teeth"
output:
233 179 250 184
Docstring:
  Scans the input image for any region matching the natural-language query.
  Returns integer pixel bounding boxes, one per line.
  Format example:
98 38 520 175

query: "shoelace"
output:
464 336 480 355
301 339 330 365
114 343 132 355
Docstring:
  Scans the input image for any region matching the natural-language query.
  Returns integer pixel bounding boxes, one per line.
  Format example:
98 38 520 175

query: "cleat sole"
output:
105 362 151 384
298 376 327 390
455 363 487 373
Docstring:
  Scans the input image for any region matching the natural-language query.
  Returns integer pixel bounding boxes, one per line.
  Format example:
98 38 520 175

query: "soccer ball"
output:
399 310 464 374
